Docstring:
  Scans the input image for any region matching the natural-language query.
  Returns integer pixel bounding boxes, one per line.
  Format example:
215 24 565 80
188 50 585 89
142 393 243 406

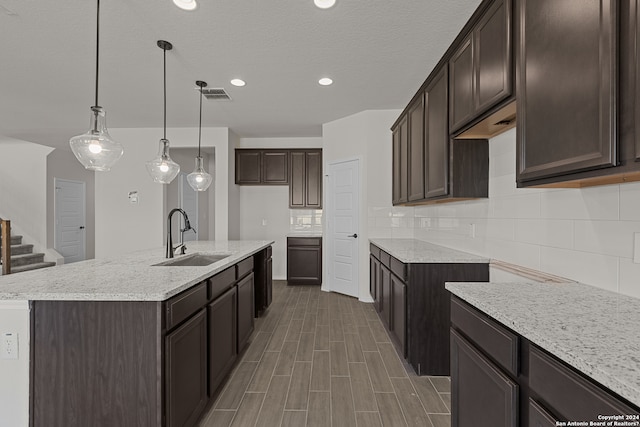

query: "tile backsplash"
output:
290 209 323 232
370 128 640 298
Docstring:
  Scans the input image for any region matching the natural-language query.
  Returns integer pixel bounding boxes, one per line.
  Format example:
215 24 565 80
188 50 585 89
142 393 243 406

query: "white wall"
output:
322 110 401 301
0 301 30 427
0 138 54 254
237 137 323 280
228 131 241 240
372 128 640 298
95 127 230 258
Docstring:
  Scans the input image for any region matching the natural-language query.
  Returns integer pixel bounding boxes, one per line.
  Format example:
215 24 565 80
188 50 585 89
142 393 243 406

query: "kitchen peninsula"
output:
0 240 273 427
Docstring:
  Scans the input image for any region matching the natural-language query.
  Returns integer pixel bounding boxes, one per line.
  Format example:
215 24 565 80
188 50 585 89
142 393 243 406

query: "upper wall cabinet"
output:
392 116 409 205
516 0 618 185
449 0 512 134
425 67 450 199
236 149 289 185
408 95 426 202
289 150 322 209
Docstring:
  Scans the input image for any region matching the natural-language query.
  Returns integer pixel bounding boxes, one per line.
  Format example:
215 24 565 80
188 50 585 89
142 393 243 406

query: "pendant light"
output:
146 40 180 184
69 0 124 171
187 81 213 191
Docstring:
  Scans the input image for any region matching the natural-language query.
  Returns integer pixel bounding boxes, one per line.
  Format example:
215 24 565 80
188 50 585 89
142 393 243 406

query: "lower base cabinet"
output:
287 237 322 285
209 287 237 395
451 296 640 426
237 272 255 352
166 309 209 427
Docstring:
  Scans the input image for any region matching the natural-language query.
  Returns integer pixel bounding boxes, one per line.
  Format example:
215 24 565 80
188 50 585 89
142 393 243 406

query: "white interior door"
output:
54 178 86 264
179 173 198 242
326 158 360 298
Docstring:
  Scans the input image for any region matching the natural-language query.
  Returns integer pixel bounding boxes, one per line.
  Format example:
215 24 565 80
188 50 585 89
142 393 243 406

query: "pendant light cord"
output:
163 46 167 140
198 85 203 157
94 0 100 108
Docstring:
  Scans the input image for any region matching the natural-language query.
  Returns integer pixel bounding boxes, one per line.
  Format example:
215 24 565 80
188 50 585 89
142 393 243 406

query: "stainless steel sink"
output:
153 253 230 267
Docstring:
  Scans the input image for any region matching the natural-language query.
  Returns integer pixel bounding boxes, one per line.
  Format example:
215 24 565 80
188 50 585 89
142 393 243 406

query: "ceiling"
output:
0 0 481 149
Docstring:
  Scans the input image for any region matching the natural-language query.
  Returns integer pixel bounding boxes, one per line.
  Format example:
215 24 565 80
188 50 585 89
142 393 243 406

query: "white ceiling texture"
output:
0 0 481 149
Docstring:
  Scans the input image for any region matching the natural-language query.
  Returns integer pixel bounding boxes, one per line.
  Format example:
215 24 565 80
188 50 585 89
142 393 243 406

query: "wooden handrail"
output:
1 218 11 275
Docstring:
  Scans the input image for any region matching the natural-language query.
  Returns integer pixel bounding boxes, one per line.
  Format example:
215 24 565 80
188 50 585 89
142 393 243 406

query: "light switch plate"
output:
634 233 640 264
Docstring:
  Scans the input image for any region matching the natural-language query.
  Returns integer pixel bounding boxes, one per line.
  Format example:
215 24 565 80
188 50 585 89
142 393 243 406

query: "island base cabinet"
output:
209 287 238 396
451 329 518 427
237 272 255 353
166 309 208 427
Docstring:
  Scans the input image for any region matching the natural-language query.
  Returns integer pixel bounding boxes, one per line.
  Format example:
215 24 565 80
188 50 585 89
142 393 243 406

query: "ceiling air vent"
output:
200 87 231 101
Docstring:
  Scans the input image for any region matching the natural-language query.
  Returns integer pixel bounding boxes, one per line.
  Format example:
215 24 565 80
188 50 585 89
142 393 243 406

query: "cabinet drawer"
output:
529 346 638 421
166 282 208 330
390 256 407 282
370 244 381 260
451 297 518 376
236 257 254 279
288 237 321 247
380 250 391 268
209 266 236 300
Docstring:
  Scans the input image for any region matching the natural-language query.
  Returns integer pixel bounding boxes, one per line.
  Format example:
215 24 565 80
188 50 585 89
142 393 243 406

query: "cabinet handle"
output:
348 234 358 238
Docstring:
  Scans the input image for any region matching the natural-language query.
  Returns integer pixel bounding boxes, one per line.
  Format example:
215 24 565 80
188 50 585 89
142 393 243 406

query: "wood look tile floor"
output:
200 281 451 427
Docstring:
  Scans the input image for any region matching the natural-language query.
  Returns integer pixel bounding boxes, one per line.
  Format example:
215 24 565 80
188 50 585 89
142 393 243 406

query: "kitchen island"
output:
0 240 273 427
446 280 640 425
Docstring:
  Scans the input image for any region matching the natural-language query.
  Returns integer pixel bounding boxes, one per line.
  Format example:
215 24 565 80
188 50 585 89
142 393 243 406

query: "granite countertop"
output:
446 281 640 408
0 240 273 302
370 238 489 264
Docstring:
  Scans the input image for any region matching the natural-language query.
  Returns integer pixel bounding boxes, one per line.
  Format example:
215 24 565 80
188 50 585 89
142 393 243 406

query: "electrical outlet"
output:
469 223 476 238
1 332 18 360
261 219 267 226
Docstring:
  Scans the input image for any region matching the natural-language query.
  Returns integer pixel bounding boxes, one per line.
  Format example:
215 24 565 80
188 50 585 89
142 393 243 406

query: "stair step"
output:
10 244 34 256
0 235 23 246
11 262 57 274
11 252 45 267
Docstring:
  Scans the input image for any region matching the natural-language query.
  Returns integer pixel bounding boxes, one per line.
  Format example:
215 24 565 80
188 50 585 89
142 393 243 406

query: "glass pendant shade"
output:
70 107 124 171
146 139 180 184
187 156 213 191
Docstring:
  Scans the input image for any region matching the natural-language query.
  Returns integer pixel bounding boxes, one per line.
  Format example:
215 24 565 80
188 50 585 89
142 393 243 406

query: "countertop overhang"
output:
370 238 490 264
446 280 640 409
0 240 274 301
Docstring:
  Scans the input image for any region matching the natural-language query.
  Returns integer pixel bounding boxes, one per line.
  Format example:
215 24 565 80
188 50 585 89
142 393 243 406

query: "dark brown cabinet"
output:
451 329 518 427
408 95 425 202
516 0 618 184
392 116 409 205
235 149 289 185
450 296 640 426
237 272 254 353
369 243 489 375
166 308 208 427
253 246 273 317
450 0 512 134
425 67 450 199
287 237 322 285
289 150 323 209
208 287 237 395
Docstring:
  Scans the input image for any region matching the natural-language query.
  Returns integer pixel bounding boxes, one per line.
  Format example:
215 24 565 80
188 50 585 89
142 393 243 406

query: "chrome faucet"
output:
166 208 196 258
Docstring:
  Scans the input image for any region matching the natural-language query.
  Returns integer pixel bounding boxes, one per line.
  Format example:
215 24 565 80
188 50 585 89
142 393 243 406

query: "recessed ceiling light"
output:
318 78 333 86
314 0 336 9
173 0 197 11
230 79 246 87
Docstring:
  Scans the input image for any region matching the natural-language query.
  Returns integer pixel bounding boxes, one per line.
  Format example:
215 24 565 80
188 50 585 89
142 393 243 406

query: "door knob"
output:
79 226 85 230
348 233 358 238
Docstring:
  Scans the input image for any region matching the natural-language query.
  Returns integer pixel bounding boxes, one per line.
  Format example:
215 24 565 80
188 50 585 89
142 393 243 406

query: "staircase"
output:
1 233 56 275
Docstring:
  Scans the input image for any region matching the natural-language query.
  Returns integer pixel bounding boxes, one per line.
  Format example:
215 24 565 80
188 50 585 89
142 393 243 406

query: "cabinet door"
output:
516 0 617 182
474 0 512 114
369 255 378 303
408 95 425 202
529 399 556 427
425 67 449 199
266 256 273 307
449 35 474 133
306 150 322 208
209 287 237 395
390 274 406 357
235 150 262 184
398 117 409 203
287 245 322 285
451 329 518 427
392 125 402 205
166 309 208 427
379 264 391 328
237 273 255 352
289 151 306 208
263 151 289 184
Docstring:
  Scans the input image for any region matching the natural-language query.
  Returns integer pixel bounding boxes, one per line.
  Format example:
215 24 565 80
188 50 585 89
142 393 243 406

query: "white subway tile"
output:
540 185 619 220
514 219 574 249
490 151 516 178
540 247 618 292
489 174 517 197
490 193 541 219
488 128 516 156
618 258 640 299
475 218 516 241
486 238 540 269
573 220 640 259
620 182 640 221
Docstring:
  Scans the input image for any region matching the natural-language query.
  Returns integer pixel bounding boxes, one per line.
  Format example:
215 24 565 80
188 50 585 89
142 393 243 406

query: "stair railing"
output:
1 218 11 275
